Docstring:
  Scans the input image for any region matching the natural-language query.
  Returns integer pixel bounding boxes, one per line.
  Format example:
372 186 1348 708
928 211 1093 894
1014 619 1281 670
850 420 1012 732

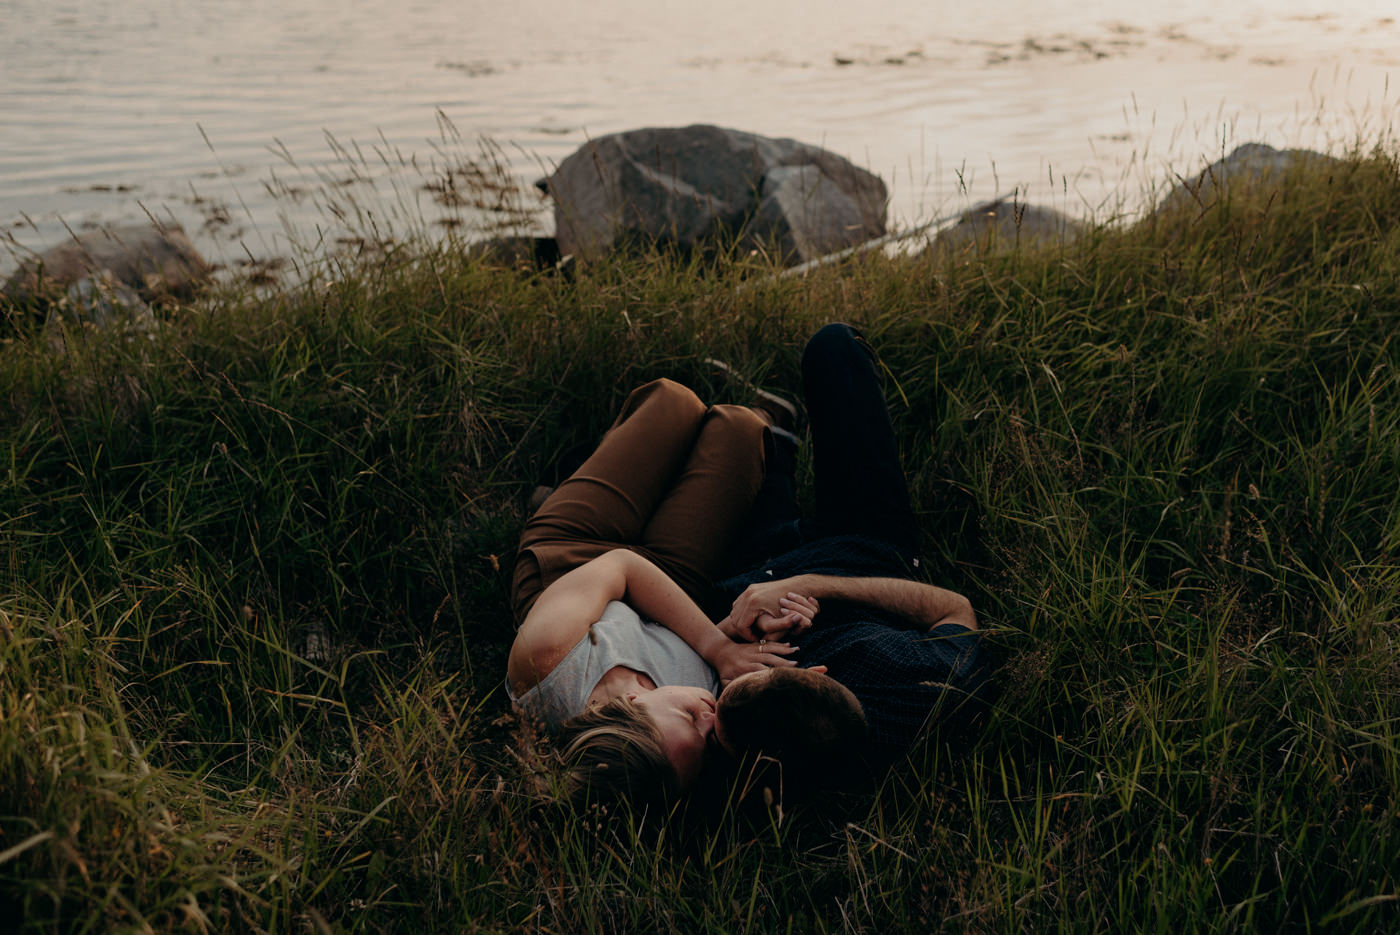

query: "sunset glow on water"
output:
3 0 1397 274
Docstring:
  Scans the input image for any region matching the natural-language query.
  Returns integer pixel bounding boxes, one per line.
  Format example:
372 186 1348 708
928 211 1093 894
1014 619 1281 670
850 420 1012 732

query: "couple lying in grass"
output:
506 323 988 809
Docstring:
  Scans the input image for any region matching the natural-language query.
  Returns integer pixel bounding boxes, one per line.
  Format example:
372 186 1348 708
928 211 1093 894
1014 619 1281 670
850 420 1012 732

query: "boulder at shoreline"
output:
931 198 1083 257
1156 142 1341 214
466 235 565 272
60 271 157 332
538 125 887 265
4 223 211 305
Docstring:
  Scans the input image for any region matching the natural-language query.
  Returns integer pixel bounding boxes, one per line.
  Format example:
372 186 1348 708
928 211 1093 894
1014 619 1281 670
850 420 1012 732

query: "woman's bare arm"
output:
508 549 798 694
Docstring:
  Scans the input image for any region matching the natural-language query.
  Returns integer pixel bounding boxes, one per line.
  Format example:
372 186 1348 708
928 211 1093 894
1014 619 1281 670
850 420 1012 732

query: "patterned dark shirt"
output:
717 533 989 765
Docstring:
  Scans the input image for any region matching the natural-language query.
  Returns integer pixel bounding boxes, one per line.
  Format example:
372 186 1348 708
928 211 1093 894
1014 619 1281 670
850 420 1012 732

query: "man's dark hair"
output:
716 667 867 796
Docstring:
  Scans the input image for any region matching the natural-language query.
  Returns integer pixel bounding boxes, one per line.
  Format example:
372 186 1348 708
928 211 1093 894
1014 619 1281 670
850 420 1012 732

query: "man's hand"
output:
721 573 976 640
719 578 819 642
705 636 799 687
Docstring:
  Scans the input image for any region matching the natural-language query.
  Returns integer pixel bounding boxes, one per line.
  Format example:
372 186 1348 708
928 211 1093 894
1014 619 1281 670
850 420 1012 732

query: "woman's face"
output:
629 685 718 788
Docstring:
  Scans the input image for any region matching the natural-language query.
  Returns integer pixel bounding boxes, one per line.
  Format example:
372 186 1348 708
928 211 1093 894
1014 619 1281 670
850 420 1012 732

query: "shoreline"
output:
5 1 1397 281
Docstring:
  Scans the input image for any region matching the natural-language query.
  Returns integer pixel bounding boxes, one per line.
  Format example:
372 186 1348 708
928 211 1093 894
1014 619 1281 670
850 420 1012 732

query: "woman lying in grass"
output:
505 377 815 796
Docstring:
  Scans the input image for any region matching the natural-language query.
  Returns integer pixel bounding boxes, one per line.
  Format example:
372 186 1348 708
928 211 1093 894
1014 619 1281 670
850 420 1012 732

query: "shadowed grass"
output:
2 145 1399 932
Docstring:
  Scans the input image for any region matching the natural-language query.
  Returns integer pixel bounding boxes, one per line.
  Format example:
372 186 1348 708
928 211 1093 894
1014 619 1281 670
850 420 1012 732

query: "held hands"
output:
718 580 820 643
754 594 820 640
707 582 821 685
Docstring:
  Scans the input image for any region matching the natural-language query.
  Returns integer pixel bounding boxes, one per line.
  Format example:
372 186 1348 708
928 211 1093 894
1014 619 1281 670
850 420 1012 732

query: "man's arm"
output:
721 574 976 640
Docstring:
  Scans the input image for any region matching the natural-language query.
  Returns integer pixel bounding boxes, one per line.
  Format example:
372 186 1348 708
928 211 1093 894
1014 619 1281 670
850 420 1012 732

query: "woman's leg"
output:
637 403 769 601
512 379 709 619
719 424 804 575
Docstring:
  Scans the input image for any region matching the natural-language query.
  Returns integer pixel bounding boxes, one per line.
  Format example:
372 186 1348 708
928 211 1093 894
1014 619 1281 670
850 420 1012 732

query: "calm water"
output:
3 0 1398 276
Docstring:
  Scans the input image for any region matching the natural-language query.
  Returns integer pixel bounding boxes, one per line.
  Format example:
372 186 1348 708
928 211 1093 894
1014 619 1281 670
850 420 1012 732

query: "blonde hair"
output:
556 696 677 810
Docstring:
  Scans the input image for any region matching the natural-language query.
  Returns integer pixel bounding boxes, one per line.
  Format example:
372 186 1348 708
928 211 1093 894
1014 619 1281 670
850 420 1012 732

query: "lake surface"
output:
3 0 1398 277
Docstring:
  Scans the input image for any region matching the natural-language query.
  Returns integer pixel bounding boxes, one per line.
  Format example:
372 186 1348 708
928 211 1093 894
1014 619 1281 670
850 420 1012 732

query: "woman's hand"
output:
705 636 799 687
746 593 819 642
719 578 820 642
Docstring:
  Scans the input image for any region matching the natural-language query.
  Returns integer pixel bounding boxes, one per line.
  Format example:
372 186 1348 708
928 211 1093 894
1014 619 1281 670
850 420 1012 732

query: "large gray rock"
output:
4 223 211 304
538 125 887 265
1157 142 1340 213
931 199 1083 257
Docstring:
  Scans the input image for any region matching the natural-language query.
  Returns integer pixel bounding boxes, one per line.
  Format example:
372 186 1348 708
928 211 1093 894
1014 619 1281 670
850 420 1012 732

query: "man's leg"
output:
801 323 919 556
512 379 709 619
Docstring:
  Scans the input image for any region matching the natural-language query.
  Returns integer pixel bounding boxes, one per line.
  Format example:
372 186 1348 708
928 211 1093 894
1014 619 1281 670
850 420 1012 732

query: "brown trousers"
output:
511 379 768 622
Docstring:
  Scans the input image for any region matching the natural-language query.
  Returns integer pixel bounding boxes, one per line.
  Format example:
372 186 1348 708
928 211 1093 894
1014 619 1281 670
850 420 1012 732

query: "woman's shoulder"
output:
509 622 601 729
509 601 644 729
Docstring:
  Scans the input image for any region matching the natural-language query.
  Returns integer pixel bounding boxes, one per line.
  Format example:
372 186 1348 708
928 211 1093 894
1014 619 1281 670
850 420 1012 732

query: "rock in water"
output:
4 223 211 304
539 125 887 265
466 235 564 271
61 272 157 332
756 164 875 262
931 199 1083 257
1157 142 1340 213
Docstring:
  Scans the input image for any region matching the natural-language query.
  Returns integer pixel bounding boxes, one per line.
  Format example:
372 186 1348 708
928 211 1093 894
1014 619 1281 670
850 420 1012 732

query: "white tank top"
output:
508 600 720 731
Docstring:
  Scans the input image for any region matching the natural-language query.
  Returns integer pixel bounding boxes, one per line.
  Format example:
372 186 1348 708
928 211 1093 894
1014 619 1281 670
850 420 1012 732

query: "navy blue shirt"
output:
717 534 988 764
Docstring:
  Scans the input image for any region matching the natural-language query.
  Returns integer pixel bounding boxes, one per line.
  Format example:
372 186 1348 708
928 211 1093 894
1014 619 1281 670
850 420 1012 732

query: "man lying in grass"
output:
506 324 986 809
709 323 987 797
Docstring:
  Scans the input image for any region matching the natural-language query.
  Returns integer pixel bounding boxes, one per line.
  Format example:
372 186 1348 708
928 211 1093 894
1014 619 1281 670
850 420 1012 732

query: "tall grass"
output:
2 145 1398 933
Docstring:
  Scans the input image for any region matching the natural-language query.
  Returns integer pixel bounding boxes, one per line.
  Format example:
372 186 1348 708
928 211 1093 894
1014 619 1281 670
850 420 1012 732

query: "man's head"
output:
715 666 867 792
557 685 718 809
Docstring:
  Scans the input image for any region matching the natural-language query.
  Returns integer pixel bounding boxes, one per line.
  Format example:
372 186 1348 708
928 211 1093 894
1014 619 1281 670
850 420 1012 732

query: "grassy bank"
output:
3 148 1399 933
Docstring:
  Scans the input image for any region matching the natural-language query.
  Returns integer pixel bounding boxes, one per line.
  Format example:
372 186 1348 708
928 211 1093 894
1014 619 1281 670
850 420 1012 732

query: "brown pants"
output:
511 379 769 622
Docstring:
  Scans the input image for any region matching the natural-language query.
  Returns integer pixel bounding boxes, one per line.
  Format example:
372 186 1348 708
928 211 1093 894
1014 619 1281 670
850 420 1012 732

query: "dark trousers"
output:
802 322 918 554
733 323 918 569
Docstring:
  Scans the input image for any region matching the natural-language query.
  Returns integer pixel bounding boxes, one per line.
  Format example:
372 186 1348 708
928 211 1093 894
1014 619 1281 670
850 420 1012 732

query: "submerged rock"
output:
931 199 1083 257
1156 142 1340 213
538 125 887 265
4 223 211 304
